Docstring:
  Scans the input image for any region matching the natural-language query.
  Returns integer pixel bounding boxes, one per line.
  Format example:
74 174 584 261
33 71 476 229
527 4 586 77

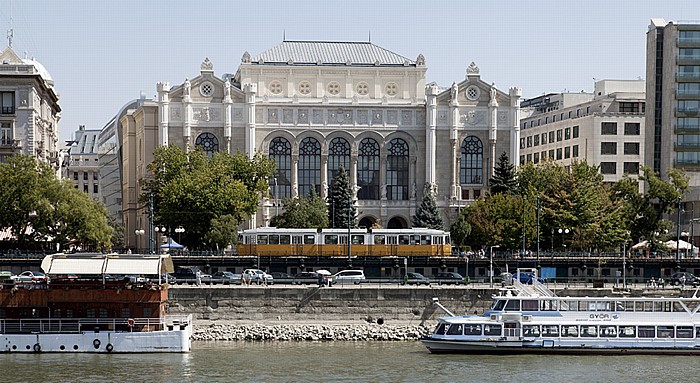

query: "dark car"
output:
293 272 321 285
513 271 545 285
670 272 699 286
402 272 431 286
432 272 465 285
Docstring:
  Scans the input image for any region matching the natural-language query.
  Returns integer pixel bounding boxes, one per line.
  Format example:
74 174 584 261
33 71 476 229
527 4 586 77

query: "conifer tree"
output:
327 166 356 229
489 151 518 195
412 183 444 229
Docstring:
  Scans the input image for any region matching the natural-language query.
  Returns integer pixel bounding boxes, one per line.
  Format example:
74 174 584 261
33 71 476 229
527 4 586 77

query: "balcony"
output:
677 89 700 99
0 138 20 149
675 125 700 134
675 107 700 117
674 142 700 151
677 37 700 48
678 55 700 65
677 72 700 82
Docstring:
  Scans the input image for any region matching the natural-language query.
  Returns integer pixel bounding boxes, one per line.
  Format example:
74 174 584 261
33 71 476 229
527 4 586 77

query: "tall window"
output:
386 138 409 200
460 136 483 185
358 138 379 200
269 137 291 198
298 137 321 196
328 137 350 186
195 133 219 156
0 122 10 145
0 92 14 114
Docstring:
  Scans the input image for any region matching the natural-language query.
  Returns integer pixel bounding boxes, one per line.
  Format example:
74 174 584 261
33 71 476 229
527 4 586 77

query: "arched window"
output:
269 137 291 199
195 133 219 156
328 137 350 186
460 136 483 185
299 137 321 196
386 138 409 200
357 138 380 200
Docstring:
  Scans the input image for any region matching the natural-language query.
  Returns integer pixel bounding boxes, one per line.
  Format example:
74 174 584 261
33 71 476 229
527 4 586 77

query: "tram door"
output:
503 322 521 338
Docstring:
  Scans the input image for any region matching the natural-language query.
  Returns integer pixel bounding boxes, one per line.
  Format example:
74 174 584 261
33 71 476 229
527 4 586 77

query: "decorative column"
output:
157 82 170 147
380 153 388 201
488 83 499 178
351 156 359 199
452 139 460 199
183 78 192 151
425 83 439 188
410 156 418 200
292 156 299 198
449 82 460 200
321 157 329 199
223 81 233 154
509 87 522 168
244 83 257 158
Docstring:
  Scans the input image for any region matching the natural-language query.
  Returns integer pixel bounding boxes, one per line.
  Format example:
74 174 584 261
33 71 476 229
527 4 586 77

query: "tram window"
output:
504 300 520 311
325 235 338 245
657 326 674 338
280 235 291 244
483 325 502 336
581 326 598 337
257 235 268 245
421 235 431 245
561 325 579 337
447 324 463 335
638 326 655 338
388 236 398 245
304 235 315 244
521 300 538 311
523 325 540 337
411 235 420 245
446 235 451 244
600 325 617 337
677 326 694 338
542 325 559 336
374 235 386 245
432 236 443 245
398 235 410 245
292 236 302 244
492 300 506 311
351 235 364 245
339 235 348 245
435 323 447 335
618 326 635 338
464 324 482 335
269 235 280 245
238 234 244 244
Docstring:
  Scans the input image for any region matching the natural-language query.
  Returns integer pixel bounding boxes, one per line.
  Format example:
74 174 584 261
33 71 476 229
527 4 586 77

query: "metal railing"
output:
0 317 168 334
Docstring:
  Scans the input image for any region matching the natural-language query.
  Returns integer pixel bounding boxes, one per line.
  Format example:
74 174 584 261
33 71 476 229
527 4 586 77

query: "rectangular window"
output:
573 126 579 138
549 149 555 159
556 129 563 142
533 135 539 146
93 172 98 180
0 92 14 114
601 122 617 135
0 121 10 145
526 136 532 148
619 102 640 113
549 131 555 143
541 133 547 145
541 151 546 160
526 154 532 163
623 162 639 175
73 172 78 180
93 184 98 194
520 138 525 149
83 172 88 180
600 162 617 174
601 142 617 155
473 189 481 199
556 148 562 160
533 152 539 164
519 155 525 166
624 142 640 155
564 146 571 159
564 127 571 140
573 145 579 158
624 123 640 135
83 184 88 193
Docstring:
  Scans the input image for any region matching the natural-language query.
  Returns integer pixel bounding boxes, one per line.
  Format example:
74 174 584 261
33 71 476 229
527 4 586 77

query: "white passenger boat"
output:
422 269 700 354
0 253 192 353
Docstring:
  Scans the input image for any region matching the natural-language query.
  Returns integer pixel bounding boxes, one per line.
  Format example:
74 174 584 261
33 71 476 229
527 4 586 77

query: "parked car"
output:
670 272 700 286
210 271 241 285
293 272 321 285
13 271 48 284
173 267 202 285
432 272 465 285
402 272 431 286
270 272 290 279
513 271 545 285
243 269 274 285
331 270 366 285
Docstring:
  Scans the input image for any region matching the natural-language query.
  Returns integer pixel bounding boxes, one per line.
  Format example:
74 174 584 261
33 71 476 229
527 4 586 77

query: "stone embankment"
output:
192 323 432 342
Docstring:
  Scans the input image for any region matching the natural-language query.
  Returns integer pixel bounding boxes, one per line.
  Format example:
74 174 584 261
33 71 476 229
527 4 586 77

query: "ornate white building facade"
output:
121 41 521 250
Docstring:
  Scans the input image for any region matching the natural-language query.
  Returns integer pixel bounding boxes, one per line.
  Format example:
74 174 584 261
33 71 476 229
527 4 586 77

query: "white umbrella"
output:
631 240 649 250
665 239 694 250
316 269 332 276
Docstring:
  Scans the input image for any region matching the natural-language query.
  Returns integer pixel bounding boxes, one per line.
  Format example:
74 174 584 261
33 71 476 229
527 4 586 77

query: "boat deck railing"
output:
0 317 174 334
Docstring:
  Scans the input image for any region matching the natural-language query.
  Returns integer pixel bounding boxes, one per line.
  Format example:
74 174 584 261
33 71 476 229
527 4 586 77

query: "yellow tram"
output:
236 227 452 257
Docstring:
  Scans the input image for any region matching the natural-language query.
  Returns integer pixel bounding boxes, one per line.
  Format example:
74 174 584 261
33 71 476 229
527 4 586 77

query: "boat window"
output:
374 235 386 245
398 235 410 245
541 300 557 311
521 300 538 311
523 325 540 337
324 235 339 245
624 301 635 312
561 300 575 311
257 235 268 244
484 325 502 336
351 235 364 244
304 235 315 244
677 326 694 339
635 301 646 312
600 325 617 337
657 326 674 338
588 301 610 311
618 326 635 338
492 300 506 311
292 235 303 244
434 323 448 335
504 300 520 311
269 235 280 245
643 301 654 312
638 326 655 338
561 325 579 337
581 326 598 337
542 325 559 336
280 235 291 244
464 324 482 335
447 324 464 335
695 327 700 339
614 301 625 311
673 302 685 312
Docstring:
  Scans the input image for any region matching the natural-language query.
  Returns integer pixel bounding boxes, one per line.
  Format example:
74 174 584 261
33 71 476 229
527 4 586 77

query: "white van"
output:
332 269 366 285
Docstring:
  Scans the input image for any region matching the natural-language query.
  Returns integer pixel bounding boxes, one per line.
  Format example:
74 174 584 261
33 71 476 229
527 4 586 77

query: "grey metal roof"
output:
253 41 415 66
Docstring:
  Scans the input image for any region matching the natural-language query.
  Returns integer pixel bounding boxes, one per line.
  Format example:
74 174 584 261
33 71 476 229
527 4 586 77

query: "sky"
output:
3 0 700 143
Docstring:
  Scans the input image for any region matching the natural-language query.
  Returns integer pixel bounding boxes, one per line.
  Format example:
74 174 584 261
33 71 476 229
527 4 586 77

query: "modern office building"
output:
118 41 522 250
64 125 101 199
0 47 60 169
519 80 646 190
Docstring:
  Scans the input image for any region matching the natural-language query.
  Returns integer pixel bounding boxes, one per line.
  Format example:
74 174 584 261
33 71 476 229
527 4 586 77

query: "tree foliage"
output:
489 151 518 195
412 183 444 229
0 155 112 250
143 146 276 248
270 191 329 229
327 166 356 229
204 214 239 251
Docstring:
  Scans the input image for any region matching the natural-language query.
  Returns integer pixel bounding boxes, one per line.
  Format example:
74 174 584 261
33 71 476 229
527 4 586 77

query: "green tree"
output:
489 151 518 195
413 183 444 229
270 191 329 229
204 214 239 252
143 145 275 248
450 214 472 251
327 166 356 228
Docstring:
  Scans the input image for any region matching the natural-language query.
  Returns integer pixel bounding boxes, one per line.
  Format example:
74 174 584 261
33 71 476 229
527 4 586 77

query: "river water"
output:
3 341 695 382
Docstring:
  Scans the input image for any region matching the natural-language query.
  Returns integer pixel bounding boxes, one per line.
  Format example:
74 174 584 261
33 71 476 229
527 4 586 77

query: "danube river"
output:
3 341 697 382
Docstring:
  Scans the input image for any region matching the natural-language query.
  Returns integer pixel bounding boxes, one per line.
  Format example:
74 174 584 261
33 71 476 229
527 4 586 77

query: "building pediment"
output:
0 47 23 65
436 77 508 106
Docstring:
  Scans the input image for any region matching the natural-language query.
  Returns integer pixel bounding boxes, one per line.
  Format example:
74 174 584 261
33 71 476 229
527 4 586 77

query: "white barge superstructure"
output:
422 269 700 354
0 253 191 353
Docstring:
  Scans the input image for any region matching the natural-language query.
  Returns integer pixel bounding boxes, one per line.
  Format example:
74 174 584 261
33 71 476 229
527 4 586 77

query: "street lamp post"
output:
489 245 500 288
175 226 185 249
677 198 682 264
536 196 541 263
273 177 279 217
134 229 145 253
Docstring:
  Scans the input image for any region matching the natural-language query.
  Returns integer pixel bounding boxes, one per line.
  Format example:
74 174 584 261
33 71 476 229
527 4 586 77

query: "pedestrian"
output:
681 274 686 288
195 270 201 286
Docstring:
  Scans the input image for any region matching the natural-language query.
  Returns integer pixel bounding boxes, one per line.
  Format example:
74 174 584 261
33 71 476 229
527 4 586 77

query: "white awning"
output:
41 253 175 275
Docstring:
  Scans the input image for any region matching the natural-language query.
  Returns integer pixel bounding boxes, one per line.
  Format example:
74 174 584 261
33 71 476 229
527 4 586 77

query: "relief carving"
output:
461 110 486 126
401 110 412 125
282 109 294 124
387 110 398 124
298 109 309 124
357 110 368 124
